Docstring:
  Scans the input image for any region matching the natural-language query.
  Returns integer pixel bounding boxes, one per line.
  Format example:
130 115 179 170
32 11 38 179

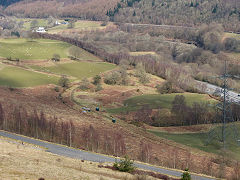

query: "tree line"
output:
4 0 118 20
0 102 126 157
111 0 240 32
134 95 240 127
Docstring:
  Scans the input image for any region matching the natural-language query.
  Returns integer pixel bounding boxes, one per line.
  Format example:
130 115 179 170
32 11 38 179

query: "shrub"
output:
181 168 191 180
58 75 69 88
156 81 178 94
54 86 60 92
100 21 108 26
95 83 103 92
93 75 101 85
79 77 91 90
139 73 149 84
113 156 135 173
52 54 60 62
104 71 121 85
135 63 150 84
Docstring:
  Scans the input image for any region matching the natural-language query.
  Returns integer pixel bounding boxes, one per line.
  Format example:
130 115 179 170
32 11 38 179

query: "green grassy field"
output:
108 93 216 113
31 62 115 79
69 47 101 61
0 64 58 87
0 37 114 87
149 123 240 160
16 18 48 30
224 32 240 40
0 38 71 60
48 20 103 33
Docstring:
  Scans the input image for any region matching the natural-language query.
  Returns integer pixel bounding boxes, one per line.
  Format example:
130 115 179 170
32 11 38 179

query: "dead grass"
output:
71 69 165 108
129 52 157 56
0 137 158 180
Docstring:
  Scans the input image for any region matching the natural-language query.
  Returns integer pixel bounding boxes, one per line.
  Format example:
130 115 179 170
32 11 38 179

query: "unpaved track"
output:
0 130 215 180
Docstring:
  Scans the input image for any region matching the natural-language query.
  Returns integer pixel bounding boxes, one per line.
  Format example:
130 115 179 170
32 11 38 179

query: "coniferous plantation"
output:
0 0 240 180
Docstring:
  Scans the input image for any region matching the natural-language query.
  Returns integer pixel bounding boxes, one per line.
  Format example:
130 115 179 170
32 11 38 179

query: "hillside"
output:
3 0 240 31
111 0 240 32
0 137 153 180
4 0 119 20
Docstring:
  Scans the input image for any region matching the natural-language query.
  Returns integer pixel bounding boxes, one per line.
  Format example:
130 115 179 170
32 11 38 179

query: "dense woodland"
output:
111 0 240 32
4 0 119 20
1 0 240 32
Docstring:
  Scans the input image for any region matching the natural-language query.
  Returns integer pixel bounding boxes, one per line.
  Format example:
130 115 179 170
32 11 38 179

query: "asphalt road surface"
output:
0 130 215 180
196 81 240 104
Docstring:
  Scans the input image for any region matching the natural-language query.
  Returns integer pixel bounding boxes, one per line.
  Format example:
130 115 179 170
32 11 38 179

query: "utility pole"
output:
69 122 72 147
222 60 227 149
206 60 240 149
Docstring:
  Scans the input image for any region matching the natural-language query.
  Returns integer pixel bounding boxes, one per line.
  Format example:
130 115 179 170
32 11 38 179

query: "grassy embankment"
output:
0 137 147 180
149 123 240 160
107 91 239 160
0 64 58 87
34 62 116 79
107 93 216 113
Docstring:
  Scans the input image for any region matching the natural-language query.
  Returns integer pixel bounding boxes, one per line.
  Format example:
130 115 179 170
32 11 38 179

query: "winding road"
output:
197 81 240 104
0 130 215 180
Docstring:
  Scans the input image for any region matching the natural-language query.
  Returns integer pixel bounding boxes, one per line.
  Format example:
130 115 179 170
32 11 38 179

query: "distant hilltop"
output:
2 0 240 32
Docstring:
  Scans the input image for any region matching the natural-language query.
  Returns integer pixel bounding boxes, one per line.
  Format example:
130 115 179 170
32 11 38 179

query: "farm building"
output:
36 27 46 33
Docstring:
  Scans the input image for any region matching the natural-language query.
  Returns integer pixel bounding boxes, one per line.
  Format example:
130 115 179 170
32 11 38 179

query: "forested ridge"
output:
2 0 240 31
111 0 240 31
4 0 119 20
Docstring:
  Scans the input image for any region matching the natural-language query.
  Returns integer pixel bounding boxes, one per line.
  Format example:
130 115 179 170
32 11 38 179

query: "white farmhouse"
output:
55 21 61 25
36 27 46 33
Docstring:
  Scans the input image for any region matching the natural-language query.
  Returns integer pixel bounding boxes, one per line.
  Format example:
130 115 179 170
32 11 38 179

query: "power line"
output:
206 60 240 149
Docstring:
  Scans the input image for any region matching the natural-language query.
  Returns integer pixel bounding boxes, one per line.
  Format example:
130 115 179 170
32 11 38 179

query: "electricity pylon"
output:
206 60 240 149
